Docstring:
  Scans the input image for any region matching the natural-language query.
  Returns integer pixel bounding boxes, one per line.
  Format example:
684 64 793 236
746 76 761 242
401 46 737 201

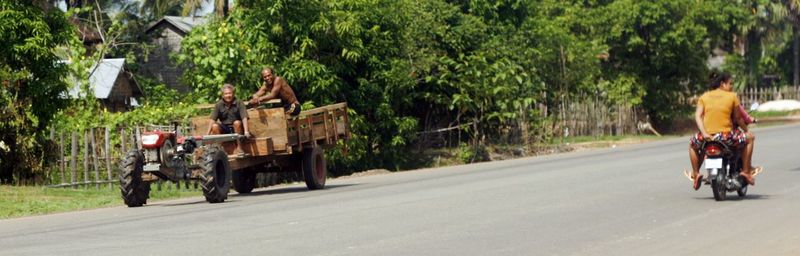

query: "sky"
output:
55 0 217 17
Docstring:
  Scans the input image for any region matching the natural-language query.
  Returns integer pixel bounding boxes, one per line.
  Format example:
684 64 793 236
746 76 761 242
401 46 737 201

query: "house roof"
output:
68 58 141 99
146 16 208 35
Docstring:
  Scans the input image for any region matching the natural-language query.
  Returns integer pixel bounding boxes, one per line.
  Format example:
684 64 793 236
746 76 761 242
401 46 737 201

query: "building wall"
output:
105 72 137 112
142 24 191 93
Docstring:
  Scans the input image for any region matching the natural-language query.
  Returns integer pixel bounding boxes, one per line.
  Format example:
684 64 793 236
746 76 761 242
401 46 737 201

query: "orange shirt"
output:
698 89 740 134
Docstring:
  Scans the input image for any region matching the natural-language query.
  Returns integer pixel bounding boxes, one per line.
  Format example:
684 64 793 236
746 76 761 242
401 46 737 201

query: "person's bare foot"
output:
740 171 755 186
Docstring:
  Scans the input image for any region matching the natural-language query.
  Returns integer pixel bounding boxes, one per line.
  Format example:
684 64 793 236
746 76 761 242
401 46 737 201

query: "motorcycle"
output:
701 138 748 201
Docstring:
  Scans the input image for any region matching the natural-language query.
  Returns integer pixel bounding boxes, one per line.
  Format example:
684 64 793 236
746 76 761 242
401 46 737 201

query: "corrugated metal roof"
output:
146 16 207 35
68 58 125 99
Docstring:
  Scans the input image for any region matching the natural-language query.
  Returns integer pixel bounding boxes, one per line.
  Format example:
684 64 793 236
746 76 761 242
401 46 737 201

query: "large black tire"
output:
302 146 327 190
119 150 150 207
232 168 256 194
198 145 231 203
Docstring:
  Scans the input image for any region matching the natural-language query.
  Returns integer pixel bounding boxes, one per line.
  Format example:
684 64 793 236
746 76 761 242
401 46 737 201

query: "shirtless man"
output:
249 67 301 116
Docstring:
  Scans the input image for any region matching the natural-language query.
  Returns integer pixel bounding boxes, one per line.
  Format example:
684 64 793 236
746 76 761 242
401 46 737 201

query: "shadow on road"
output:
694 194 771 201
151 184 360 207
231 183 360 198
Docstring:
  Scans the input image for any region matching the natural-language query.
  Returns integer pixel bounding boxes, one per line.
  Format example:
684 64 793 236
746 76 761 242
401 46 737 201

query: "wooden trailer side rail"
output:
286 103 349 151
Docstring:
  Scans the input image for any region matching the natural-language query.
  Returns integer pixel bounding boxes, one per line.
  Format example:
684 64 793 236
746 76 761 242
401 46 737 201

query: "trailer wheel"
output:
119 150 150 207
198 145 231 203
302 146 326 190
232 168 256 194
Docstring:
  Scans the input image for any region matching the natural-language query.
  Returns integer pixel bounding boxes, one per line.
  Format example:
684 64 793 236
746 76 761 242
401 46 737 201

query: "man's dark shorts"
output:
219 123 235 134
689 129 748 153
284 102 301 116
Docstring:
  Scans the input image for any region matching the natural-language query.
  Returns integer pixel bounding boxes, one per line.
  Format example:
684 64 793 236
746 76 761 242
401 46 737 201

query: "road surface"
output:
1 124 799 255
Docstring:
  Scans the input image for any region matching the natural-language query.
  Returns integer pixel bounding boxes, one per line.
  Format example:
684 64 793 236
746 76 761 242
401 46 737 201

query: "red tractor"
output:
119 103 350 207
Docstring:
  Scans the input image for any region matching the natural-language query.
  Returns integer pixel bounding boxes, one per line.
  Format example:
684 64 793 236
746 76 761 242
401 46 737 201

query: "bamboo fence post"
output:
83 130 89 188
90 129 100 189
71 132 77 188
135 126 141 149
59 132 65 185
105 127 112 189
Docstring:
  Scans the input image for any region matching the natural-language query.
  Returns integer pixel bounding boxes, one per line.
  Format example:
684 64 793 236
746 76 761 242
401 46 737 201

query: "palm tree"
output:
736 0 789 88
141 0 182 20
182 0 230 17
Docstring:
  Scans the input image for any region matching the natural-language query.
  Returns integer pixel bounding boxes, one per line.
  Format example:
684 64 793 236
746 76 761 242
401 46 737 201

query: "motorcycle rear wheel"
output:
737 180 748 197
711 170 727 201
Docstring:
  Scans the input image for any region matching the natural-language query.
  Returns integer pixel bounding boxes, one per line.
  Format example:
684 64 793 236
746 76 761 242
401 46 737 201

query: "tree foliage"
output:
173 0 771 172
6 0 795 180
0 1 74 183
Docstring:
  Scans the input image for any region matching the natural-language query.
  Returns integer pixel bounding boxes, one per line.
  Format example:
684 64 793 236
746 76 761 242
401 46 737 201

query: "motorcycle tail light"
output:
705 144 722 157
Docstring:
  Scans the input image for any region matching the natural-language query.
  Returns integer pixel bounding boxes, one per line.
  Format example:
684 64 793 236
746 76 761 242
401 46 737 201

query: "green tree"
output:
587 0 746 125
0 1 74 183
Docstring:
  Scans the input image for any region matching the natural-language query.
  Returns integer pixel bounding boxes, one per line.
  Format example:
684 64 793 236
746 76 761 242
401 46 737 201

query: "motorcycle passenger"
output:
688 72 760 190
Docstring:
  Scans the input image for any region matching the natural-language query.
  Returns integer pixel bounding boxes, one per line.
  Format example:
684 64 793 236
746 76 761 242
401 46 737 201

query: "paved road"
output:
1 124 799 256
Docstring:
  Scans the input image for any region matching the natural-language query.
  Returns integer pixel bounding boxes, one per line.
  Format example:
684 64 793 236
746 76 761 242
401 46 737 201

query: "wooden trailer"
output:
190 102 350 193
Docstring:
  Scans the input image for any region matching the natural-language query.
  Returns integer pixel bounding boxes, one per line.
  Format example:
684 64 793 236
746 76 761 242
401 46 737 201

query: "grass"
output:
0 184 200 219
547 134 671 145
749 109 800 118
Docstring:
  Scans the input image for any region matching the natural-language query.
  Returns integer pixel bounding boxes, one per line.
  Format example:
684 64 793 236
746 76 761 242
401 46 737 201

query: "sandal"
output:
685 169 702 190
692 174 703 190
752 166 764 177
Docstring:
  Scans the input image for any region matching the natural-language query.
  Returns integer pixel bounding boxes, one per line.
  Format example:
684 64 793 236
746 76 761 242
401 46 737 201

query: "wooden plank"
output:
135 126 141 149
105 127 112 189
323 111 330 144
191 107 289 154
240 137 274 156
246 108 288 152
297 103 348 116
332 110 339 142
71 132 77 188
309 114 326 125
59 132 65 185
295 118 302 152
91 129 100 189
307 115 315 147
83 130 89 188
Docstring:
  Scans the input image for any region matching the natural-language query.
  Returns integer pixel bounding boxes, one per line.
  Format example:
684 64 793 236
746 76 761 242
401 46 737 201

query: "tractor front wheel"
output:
119 150 150 207
198 145 231 203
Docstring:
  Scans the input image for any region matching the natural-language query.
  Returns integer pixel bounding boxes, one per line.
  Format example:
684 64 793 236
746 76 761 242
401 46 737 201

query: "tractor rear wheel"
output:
198 145 231 203
302 146 327 190
232 168 257 194
119 150 150 207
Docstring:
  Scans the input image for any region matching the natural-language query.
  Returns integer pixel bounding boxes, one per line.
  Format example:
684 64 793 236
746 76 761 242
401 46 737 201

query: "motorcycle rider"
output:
687 72 760 190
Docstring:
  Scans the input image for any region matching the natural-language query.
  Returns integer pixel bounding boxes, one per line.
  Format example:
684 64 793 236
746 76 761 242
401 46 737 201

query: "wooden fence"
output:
556 100 646 138
45 125 202 191
739 85 800 108
45 124 284 191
